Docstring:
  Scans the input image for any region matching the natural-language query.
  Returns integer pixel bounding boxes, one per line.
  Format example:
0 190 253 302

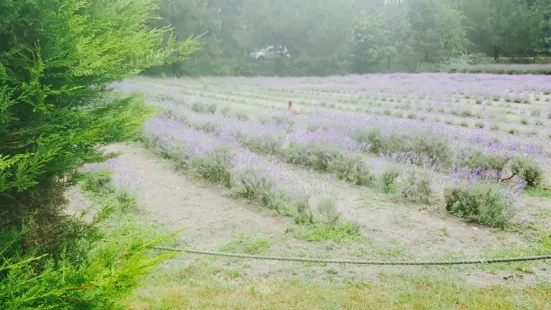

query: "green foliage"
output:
141 0 550 76
0 173 177 309
328 155 375 187
353 129 452 167
190 148 232 187
301 222 361 243
379 169 400 194
352 4 413 73
399 171 433 204
317 197 341 229
240 133 283 155
284 144 336 172
461 0 541 61
294 196 314 225
234 167 288 215
0 0 199 229
191 102 217 114
218 234 273 255
408 0 468 62
444 181 513 229
524 187 551 199
459 152 510 172
509 157 543 187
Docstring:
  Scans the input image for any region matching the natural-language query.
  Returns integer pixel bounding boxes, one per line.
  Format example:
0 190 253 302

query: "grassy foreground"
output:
126 260 551 310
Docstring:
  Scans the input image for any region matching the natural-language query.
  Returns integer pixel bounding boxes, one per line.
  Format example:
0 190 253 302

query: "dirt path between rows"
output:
66 142 549 287
70 143 291 251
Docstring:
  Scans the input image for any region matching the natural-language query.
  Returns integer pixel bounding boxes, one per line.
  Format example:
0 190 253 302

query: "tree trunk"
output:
493 46 500 63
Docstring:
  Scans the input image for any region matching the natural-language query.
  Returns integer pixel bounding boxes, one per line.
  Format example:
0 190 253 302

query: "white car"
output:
249 45 290 60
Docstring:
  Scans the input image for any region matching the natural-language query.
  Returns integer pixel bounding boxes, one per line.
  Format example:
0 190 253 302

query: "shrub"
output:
353 128 386 154
508 128 519 135
399 171 433 204
284 144 337 171
509 157 543 187
195 121 218 133
460 152 510 172
475 122 485 129
444 182 512 229
235 167 288 214
475 100 483 105
461 110 474 117
317 197 341 229
235 111 249 121
328 155 375 187
190 148 232 187
459 121 469 127
410 134 452 167
379 169 400 194
520 119 529 125
191 102 217 114
220 106 231 116
531 110 541 117
490 124 501 131
307 124 329 132
407 113 417 119
240 134 283 155
354 129 451 166
294 196 314 225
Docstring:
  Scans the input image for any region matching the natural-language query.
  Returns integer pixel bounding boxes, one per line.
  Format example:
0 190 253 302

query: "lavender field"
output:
105 74 551 298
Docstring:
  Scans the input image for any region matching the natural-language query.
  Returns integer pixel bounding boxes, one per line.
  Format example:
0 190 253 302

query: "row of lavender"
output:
165 79 551 141
116 80 546 187
112 79 541 228
174 74 551 137
162 98 545 186
142 116 338 226
208 74 551 99
155 101 529 228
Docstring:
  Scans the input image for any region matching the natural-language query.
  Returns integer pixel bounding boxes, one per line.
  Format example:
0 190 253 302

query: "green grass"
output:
524 187 551 199
126 261 551 309
296 222 361 243
218 234 275 255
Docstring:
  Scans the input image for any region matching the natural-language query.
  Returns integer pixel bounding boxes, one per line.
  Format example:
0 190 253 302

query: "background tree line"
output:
146 0 551 76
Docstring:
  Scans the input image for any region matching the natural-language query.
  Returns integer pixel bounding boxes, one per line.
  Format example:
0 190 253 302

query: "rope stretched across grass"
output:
153 246 551 266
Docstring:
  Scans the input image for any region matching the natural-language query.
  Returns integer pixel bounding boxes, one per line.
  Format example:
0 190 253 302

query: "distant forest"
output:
146 0 551 76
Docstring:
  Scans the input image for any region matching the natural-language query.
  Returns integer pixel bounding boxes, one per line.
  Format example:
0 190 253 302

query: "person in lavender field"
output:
288 101 302 115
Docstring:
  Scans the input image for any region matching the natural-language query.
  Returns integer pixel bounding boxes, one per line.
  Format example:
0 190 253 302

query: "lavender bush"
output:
399 171 433 205
444 181 514 229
